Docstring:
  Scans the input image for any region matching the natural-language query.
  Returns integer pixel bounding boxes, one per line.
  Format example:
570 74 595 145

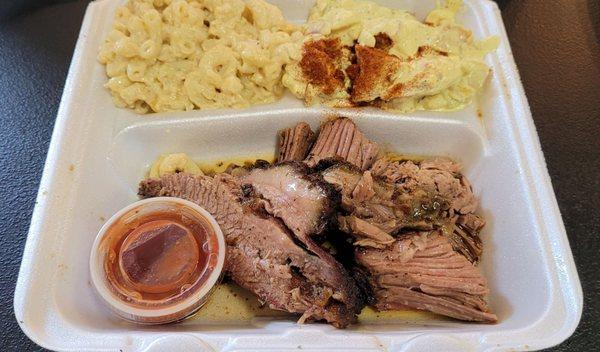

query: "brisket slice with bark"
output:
239 162 363 314
139 172 362 327
239 162 338 240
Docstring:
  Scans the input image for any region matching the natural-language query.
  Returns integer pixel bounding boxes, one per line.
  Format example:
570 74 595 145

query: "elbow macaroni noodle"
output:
98 0 304 113
149 153 203 178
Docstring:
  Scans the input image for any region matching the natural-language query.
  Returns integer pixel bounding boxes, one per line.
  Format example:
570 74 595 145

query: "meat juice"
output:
190 284 440 323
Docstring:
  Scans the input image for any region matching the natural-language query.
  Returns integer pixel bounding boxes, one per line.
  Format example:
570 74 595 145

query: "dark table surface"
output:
1 0 598 350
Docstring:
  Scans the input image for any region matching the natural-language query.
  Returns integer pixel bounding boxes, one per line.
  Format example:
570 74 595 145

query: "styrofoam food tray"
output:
14 0 582 351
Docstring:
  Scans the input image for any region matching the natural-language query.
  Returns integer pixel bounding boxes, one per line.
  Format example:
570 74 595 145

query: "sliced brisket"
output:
239 162 364 316
277 122 315 162
137 117 494 325
239 162 338 240
356 231 497 323
305 118 379 171
139 173 361 327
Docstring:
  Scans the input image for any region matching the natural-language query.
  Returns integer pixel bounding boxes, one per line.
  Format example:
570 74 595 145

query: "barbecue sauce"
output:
102 206 218 306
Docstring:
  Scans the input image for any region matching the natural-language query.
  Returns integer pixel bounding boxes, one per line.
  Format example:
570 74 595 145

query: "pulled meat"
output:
370 157 483 263
338 215 395 249
305 117 493 322
321 162 448 246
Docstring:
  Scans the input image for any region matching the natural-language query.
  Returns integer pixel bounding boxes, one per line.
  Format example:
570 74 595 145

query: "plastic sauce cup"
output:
89 197 225 324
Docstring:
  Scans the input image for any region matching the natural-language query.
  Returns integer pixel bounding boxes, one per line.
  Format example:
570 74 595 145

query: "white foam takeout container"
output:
14 0 582 351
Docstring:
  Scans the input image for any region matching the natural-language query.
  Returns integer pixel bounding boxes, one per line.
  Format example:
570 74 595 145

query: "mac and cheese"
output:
283 0 499 112
98 0 304 113
99 0 498 114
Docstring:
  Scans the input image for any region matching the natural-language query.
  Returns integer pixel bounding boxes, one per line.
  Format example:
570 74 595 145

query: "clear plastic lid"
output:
89 197 226 324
